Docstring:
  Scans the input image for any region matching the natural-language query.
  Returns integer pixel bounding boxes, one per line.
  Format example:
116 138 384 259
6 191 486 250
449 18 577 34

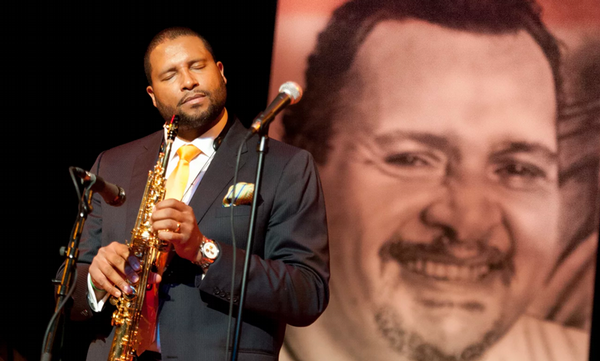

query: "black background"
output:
3 1 277 359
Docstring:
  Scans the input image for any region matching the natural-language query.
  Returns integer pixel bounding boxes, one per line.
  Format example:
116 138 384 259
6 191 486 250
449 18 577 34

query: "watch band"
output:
195 236 219 270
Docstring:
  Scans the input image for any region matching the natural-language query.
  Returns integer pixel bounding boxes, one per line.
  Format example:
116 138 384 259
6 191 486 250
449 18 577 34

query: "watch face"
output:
202 241 219 260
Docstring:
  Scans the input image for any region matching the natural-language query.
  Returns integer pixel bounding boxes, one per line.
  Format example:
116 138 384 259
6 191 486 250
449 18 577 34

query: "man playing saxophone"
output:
64 27 330 361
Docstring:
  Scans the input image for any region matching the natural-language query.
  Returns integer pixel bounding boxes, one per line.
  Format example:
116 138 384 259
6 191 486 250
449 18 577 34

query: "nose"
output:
421 178 502 245
180 69 198 91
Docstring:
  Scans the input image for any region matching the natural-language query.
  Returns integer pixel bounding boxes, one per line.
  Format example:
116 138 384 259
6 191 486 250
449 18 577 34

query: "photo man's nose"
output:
422 180 502 245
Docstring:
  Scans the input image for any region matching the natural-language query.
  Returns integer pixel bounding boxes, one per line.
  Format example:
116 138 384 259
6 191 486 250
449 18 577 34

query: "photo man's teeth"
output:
415 259 424 272
404 259 492 281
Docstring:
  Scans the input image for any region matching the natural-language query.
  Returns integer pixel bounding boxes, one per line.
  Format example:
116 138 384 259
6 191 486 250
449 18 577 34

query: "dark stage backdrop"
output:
3 1 277 360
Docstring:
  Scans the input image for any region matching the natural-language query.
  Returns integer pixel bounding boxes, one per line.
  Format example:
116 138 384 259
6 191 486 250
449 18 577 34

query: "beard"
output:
155 78 227 131
374 306 502 361
369 237 511 361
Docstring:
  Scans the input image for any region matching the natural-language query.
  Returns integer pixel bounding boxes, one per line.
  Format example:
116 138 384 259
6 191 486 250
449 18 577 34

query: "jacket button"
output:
81 309 89 316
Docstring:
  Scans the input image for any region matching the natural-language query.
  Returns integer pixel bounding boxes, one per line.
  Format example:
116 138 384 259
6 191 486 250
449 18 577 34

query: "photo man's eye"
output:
384 153 432 167
369 150 446 180
493 161 549 190
358 138 448 181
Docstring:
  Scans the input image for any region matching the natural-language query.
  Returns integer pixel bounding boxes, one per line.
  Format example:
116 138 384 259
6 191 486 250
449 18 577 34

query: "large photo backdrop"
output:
269 0 600 360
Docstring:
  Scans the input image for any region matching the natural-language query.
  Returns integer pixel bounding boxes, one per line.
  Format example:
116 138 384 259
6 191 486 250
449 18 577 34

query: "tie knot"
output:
177 144 201 162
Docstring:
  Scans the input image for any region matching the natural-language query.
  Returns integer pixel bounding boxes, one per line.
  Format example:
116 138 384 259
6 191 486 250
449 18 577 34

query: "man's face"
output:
146 35 227 131
319 20 559 360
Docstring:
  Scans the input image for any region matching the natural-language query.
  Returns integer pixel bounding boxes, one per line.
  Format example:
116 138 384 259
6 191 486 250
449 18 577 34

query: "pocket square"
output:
223 182 255 207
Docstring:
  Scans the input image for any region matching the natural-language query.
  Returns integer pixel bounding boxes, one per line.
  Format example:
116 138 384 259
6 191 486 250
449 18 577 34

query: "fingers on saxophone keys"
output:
112 283 132 297
104 281 130 298
111 282 134 297
148 271 162 285
125 264 140 284
128 255 141 272
93 276 123 298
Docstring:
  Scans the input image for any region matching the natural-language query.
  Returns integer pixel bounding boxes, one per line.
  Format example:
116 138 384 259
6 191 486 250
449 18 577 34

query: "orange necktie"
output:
138 144 201 355
165 144 202 200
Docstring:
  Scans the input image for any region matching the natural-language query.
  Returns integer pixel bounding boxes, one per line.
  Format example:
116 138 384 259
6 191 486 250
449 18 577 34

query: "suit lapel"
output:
122 121 249 233
188 119 249 222
126 130 164 233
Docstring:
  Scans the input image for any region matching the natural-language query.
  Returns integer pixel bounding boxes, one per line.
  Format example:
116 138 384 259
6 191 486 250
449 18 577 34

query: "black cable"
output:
224 139 247 361
40 268 77 361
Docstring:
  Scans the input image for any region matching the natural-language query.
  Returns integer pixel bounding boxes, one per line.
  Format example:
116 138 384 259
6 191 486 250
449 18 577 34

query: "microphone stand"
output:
41 167 95 361
228 82 301 360
230 126 270 361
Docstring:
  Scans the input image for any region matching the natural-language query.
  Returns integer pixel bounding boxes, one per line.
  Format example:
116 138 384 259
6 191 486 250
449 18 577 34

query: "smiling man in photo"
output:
279 0 591 360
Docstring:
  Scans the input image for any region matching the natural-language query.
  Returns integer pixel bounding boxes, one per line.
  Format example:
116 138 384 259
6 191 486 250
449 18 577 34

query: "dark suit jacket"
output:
66 119 330 361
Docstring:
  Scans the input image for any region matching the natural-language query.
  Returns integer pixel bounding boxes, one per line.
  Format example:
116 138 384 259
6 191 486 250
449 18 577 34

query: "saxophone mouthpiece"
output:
166 115 179 142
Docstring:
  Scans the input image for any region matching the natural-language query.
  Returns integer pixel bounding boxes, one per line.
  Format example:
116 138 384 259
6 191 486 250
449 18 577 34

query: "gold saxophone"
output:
107 116 179 361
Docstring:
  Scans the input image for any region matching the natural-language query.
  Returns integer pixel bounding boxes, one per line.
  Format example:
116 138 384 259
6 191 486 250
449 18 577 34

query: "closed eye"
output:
161 72 176 81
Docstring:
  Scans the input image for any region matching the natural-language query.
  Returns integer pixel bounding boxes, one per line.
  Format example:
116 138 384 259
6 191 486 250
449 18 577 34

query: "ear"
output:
146 85 157 108
216 61 227 85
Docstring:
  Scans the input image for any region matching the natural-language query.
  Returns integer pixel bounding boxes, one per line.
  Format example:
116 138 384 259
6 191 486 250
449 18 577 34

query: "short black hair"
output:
282 0 563 164
144 27 215 85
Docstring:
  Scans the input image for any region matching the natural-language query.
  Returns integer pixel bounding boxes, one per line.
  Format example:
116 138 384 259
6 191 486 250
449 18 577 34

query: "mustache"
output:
379 235 514 284
178 90 210 106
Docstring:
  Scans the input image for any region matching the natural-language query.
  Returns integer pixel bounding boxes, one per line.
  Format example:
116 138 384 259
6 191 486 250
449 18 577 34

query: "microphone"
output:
72 167 126 207
248 81 303 136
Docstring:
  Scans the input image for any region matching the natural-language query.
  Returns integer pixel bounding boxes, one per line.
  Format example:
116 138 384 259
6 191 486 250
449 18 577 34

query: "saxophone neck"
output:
161 115 180 170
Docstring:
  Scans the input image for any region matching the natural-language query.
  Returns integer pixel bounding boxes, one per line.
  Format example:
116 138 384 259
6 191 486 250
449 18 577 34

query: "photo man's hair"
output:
282 0 563 164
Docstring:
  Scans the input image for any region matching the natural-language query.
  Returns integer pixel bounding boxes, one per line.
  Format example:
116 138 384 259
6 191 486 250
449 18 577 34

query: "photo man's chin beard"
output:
374 306 503 361
370 236 515 361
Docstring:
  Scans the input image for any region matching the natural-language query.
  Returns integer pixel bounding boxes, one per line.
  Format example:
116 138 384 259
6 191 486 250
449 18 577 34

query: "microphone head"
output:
279 81 303 104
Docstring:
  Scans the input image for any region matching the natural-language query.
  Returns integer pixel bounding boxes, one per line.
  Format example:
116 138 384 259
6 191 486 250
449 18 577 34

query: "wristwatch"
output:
195 236 220 270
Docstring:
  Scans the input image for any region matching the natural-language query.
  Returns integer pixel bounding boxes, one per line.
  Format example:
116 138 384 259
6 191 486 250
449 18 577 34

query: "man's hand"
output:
88 241 161 299
152 199 204 263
